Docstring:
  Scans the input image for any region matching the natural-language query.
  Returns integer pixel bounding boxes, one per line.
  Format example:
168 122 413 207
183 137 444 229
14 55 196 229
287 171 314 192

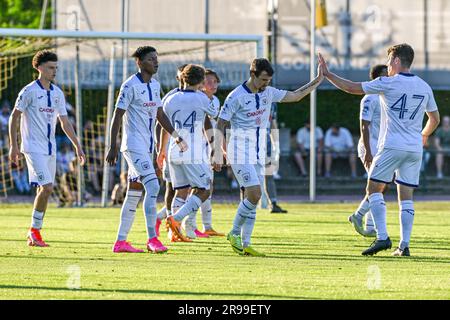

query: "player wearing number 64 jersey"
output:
318 44 440 256
161 64 219 243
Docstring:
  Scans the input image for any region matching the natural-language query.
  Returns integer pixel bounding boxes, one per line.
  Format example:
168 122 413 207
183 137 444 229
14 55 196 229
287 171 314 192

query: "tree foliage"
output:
0 0 51 29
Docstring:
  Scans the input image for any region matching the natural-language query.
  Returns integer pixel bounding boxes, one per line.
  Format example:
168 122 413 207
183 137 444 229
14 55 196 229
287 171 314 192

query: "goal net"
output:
0 29 263 205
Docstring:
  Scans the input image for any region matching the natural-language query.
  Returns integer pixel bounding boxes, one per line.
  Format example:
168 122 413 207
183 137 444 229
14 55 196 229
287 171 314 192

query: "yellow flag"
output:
316 0 328 29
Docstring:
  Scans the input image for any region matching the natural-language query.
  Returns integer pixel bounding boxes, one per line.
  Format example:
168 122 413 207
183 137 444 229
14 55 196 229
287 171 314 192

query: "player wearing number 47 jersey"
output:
318 44 440 257
106 46 186 254
8 50 86 247
213 58 324 257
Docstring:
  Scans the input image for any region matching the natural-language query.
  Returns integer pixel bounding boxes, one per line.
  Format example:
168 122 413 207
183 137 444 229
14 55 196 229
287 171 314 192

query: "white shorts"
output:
24 152 56 186
369 148 422 188
122 150 156 182
162 160 171 183
169 162 212 190
231 163 265 189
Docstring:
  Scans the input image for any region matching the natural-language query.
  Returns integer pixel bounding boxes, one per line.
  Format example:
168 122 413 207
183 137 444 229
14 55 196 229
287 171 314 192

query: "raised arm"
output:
318 53 365 95
59 115 86 166
8 108 22 165
281 72 323 103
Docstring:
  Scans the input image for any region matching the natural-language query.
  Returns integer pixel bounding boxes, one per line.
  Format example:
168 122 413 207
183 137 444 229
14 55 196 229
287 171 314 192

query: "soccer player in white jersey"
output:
348 64 388 237
162 64 219 242
213 58 323 256
183 68 225 238
106 46 187 253
318 44 440 256
156 64 200 242
8 50 86 247
154 64 187 238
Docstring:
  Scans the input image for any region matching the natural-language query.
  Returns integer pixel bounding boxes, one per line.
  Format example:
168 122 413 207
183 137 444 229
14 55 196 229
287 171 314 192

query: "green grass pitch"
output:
0 202 449 299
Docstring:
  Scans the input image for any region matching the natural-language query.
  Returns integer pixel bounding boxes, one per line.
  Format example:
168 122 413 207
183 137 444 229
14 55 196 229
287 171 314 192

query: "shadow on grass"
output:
0 238 114 245
267 252 450 264
0 284 319 300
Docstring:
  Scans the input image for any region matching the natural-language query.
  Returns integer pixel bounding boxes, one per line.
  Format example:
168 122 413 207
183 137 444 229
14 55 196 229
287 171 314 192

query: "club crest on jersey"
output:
37 172 45 182
242 172 250 182
262 98 268 105
141 161 150 170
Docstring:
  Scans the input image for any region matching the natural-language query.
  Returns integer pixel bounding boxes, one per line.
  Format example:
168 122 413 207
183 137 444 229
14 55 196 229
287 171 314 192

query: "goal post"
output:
0 28 264 57
0 28 264 206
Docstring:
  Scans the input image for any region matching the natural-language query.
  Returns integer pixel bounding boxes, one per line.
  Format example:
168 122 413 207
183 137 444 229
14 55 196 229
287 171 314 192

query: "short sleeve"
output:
202 94 219 118
57 92 68 117
218 94 238 121
267 87 287 103
361 76 391 95
162 88 178 105
344 128 354 147
154 84 163 109
426 88 438 112
316 127 324 140
296 129 304 144
324 130 332 148
360 95 374 122
15 87 31 112
115 83 133 110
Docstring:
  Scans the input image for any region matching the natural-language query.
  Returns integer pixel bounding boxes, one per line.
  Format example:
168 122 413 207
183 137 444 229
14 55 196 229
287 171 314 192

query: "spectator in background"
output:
83 120 104 193
324 124 357 178
56 142 75 175
59 157 91 207
434 115 450 179
111 172 128 206
294 121 324 176
55 93 75 148
11 161 31 195
0 100 11 147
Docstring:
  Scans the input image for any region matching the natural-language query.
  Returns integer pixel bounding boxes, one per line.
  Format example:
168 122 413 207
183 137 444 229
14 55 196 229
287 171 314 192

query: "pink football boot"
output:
112 240 144 253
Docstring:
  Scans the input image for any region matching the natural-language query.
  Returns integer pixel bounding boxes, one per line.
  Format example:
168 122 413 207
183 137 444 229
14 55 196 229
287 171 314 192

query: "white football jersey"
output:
116 73 162 153
163 90 219 163
15 80 67 155
218 82 287 165
362 73 438 153
358 94 381 158
162 87 181 104
160 87 181 156
203 95 220 158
